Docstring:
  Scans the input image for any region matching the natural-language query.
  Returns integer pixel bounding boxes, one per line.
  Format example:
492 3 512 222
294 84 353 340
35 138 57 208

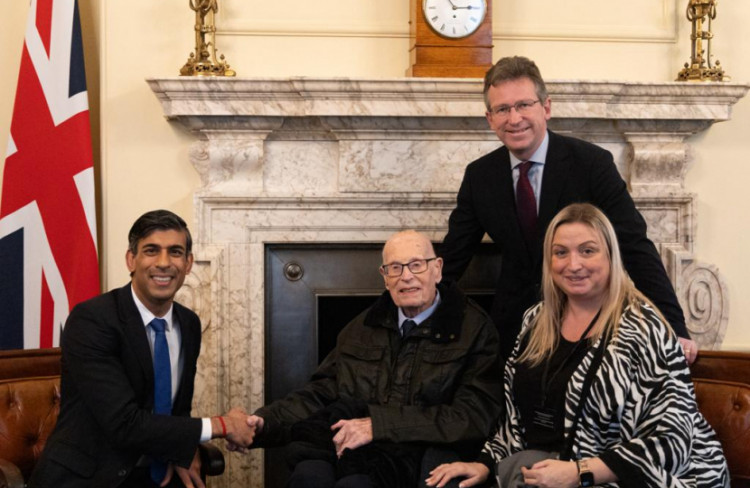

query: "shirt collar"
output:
131 286 174 331
510 131 550 170
398 289 442 328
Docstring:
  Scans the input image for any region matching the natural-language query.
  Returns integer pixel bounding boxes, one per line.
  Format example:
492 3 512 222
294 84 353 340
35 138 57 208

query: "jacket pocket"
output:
416 347 471 403
340 343 385 361
421 347 469 364
46 439 97 478
338 343 386 400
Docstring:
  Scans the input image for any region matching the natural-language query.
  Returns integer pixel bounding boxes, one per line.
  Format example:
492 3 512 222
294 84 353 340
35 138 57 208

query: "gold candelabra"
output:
180 0 235 77
676 0 728 81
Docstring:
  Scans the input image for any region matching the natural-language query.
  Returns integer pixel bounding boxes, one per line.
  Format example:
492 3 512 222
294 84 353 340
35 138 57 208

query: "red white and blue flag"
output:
0 0 99 350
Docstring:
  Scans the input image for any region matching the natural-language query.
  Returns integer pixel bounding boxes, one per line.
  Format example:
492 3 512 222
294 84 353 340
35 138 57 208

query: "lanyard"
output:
560 324 612 461
539 309 601 407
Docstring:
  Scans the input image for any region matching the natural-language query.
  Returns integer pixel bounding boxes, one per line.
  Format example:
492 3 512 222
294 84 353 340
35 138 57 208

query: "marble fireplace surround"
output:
148 77 748 488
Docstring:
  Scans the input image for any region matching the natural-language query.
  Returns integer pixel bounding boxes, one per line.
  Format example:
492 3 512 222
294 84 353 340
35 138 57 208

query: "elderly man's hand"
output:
227 414 265 453
331 417 373 457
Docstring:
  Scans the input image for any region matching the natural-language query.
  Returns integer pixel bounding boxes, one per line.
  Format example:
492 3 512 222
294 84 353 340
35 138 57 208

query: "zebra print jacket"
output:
483 300 729 488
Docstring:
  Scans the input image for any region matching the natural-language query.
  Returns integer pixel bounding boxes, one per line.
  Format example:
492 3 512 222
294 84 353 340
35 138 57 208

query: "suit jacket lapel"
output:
117 284 156 391
491 147 534 261
537 131 572 260
173 304 197 410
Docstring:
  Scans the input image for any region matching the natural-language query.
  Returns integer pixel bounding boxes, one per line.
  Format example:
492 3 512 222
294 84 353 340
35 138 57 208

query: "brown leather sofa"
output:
0 348 224 488
2 348 748 487
691 350 750 488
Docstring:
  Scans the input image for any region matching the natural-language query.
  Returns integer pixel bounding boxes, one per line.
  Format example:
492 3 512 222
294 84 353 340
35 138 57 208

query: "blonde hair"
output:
519 203 659 366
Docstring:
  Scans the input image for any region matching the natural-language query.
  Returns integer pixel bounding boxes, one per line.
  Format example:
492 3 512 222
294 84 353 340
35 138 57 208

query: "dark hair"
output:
128 209 192 255
483 56 548 110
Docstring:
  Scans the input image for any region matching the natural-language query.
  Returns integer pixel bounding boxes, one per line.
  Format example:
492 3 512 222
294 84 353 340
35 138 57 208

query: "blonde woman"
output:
427 203 727 488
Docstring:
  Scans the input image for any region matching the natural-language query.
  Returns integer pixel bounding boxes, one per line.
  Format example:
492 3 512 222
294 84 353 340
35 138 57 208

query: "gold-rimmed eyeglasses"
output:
488 99 541 118
380 257 438 278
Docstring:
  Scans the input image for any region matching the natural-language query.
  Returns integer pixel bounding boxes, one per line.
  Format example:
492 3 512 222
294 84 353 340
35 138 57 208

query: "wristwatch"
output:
577 458 595 487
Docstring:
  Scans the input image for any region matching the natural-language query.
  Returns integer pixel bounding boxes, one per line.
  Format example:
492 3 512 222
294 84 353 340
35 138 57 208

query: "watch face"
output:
422 0 487 39
580 471 595 487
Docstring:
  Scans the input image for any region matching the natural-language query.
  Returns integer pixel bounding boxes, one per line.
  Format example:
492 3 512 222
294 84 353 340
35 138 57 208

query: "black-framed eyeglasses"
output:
380 257 438 278
488 99 541 118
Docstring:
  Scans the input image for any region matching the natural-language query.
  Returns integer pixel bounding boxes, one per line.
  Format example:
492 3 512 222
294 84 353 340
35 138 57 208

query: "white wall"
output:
2 0 749 348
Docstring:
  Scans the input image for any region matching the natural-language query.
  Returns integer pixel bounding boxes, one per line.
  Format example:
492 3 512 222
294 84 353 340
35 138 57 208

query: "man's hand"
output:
227 414 265 453
171 449 205 488
215 407 256 451
331 417 373 457
247 414 265 432
679 337 698 365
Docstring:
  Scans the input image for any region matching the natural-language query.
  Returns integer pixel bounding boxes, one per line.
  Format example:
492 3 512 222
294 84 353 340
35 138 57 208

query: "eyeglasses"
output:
380 257 438 278
488 99 541 118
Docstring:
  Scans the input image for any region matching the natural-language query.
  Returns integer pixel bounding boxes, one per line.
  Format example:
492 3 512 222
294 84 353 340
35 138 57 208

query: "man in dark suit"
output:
29 210 254 488
441 56 697 361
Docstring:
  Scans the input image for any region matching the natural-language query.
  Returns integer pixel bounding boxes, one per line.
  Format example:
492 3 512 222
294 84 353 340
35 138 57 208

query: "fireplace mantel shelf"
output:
148 77 748 125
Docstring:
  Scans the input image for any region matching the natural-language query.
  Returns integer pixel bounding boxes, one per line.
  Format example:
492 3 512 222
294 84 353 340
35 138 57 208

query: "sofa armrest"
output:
199 442 225 478
0 458 24 488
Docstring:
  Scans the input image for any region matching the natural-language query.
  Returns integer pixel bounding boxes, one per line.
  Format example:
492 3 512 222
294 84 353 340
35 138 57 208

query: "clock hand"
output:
453 1 479 9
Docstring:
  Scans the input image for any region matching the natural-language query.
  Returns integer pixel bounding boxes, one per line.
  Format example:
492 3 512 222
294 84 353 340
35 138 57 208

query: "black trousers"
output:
121 466 188 488
287 459 376 488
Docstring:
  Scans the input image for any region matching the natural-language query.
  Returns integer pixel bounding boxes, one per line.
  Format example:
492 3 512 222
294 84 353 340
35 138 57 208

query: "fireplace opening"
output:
317 295 381 362
263 242 499 487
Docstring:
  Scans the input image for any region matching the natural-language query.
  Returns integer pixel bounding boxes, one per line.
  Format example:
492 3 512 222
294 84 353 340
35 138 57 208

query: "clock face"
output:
422 0 487 39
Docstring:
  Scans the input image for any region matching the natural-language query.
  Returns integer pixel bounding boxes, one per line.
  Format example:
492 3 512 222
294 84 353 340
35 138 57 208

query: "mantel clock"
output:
408 0 493 77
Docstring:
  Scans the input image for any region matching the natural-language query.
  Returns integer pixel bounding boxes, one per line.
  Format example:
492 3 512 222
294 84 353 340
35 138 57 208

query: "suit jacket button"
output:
435 333 441 339
118 469 128 477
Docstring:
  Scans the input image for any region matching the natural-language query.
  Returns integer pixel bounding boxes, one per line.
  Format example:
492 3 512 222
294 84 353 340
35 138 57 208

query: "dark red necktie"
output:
516 161 537 245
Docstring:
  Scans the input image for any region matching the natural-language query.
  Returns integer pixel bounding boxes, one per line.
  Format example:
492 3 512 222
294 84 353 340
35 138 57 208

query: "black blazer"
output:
29 284 204 488
441 130 687 358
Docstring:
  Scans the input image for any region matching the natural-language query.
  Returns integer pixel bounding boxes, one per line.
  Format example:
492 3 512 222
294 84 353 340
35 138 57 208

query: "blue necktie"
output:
150 318 171 484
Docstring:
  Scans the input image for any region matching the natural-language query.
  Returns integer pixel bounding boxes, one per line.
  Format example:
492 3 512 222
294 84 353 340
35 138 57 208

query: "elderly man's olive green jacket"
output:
255 281 503 454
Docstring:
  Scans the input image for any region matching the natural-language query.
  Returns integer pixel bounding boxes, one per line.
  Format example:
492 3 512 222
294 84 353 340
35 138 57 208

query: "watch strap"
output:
576 458 595 487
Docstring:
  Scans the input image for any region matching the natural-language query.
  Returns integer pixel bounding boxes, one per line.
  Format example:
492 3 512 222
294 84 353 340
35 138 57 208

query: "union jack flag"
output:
0 0 99 350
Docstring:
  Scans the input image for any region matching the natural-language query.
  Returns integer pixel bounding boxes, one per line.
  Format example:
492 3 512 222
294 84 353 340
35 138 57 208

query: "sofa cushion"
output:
693 378 750 486
0 376 61 479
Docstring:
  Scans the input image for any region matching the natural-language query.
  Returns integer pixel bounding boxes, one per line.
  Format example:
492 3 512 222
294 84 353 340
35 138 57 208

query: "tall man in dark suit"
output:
441 56 697 361
30 210 254 488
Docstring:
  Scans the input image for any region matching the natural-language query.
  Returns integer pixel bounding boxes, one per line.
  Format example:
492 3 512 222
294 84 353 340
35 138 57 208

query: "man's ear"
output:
433 257 443 284
126 250 135 273
379 267 390 290
186 253 194 274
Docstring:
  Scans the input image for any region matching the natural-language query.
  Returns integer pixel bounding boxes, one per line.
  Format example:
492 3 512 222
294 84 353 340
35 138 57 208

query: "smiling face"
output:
550 222 611 306
126 229 193 316
485 77 551 161
380 231 443 318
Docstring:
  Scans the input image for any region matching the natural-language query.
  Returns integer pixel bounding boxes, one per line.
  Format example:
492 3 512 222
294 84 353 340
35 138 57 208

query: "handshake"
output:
211 408 265 452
